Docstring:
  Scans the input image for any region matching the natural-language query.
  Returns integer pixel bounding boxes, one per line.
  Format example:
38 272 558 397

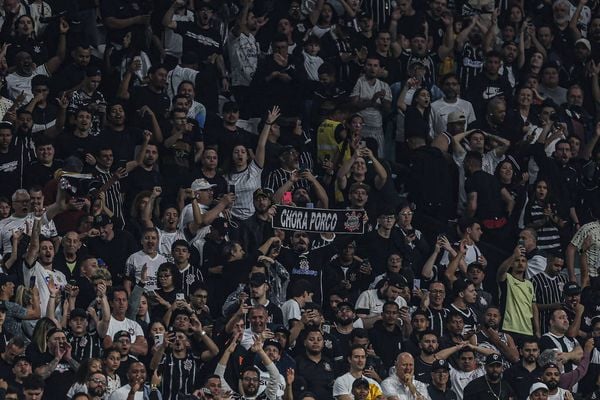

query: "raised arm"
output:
497 246 521 282
44 18 69 75
256 106 280 168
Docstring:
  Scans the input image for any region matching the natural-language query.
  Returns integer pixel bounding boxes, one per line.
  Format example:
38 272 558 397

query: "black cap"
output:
336 301 355 312
564 282 582 295
249 272 268 286
485 353 502 366
357 10 372 19
467 262 485 271
274 326 290 337
0 301 7 312
0 274 17 286
253 187 274 200
113 330 130 341
387 273 408 289
303 302 321 313
263 339 282 352
279 145 297 157
70 308 88 319
86 66 102 77
93 213 113 227
352 378 370 389
431 359 450 371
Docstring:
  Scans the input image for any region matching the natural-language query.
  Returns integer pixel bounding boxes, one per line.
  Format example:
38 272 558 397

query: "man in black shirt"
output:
24 136 63 190
124 65 171 124
504 339 543 400
463 354 515 400
465 51 512 120
86 214 139 285
294 327 336 400
0 123 21 199
427 359 456 400
464 151 514 250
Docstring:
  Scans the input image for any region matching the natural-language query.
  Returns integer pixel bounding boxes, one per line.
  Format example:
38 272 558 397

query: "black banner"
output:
272 205 365 234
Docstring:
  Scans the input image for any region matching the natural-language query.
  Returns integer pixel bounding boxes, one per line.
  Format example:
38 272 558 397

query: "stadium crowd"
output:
0 0 599 399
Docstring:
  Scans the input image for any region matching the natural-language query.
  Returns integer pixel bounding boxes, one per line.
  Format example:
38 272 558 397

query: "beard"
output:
89 386 106 397
546 381 559 390
487 372 502 381
422 346 437 355
336 316 353 326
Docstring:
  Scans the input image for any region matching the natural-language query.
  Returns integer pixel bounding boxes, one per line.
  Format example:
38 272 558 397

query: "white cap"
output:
529 382 549 395
191 178 216 191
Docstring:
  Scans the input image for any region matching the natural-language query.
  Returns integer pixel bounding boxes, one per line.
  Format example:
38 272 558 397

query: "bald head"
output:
395 352 415 377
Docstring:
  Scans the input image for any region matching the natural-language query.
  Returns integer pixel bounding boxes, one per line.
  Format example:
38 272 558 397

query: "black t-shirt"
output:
464 170 506 220
86 230 139 284
125 166 163 204
205 125 257 168
24 159 64 190
101 126 143 162
174 22 223 62
27 348 75 400
56 132 100 160
0 147 22 198
463 376 514 400
129 86 171 123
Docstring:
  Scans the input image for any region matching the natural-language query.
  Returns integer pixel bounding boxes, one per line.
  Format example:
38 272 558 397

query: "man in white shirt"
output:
381 352 430 400
333 345 383 399
430 74 476 137
178 178 231 240
355 273 408 326
108 362 159 400
0 189 58 255
351 57 392 156
280 279 313 329
124 228 167 293
103 288 148 357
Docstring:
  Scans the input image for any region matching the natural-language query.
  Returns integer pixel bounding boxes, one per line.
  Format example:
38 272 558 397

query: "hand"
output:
14 91 26 106
250 334 264 353
152 186 162 198
266 105 281 124
219 193 236 207
0 378 8 390
190 313 204 333
85 153 96 166
390 7 402 21
151 369 161 387
56 92 69 109
285 368 295 385
59 17 69 34
96 282 107 298
143 129 152 143
226 332 241 354
11 229 23 245
273 52 288 67
47 277 60 297
407 77 420 89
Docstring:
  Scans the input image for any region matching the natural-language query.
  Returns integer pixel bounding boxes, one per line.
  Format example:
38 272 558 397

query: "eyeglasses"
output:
242 377 260 383
399 212 413 216
89 378 107 385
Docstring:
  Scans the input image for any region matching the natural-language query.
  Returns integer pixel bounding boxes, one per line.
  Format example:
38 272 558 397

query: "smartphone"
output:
306 202 314 209
154 333 164 346
176 293 185 301
518 238 525 247
414 279 421 289
29 276 36 289
359 140 366 148
68 279 78 287
282 191 292 205
228 184 236 194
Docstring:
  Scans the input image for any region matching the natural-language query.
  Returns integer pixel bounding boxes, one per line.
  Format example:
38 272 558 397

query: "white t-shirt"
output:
22 261 67 318
157 229 186 262
166 64 199 100
124 251 167 291
106 316 144 343
355 289 407 317
108 384 145 400
0 213 57 255
333 372 381 398
6 65 49 103
430 98 476 137
228 31 260 87
450 365 484 400
280 299 301 329
351 76 392 129
178 202 214 240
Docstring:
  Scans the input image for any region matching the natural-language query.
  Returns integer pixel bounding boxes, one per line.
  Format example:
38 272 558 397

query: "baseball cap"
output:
529 382 549 395
575 38 591 51
191 178 216 191
279 145 297 157
485 354 502 366
387 273 408 289
564 282 581 295
357 10 372 19
253 188 273 200
303 302 321 313
113 330 130 342
263 339 282 352
447 111 466 124
349 182 370 193
86 66 102 77
93 213 113 227
0 274 17 286
431 359 450 371
249 272 268 286
336 301 355 312
13 354 30 365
